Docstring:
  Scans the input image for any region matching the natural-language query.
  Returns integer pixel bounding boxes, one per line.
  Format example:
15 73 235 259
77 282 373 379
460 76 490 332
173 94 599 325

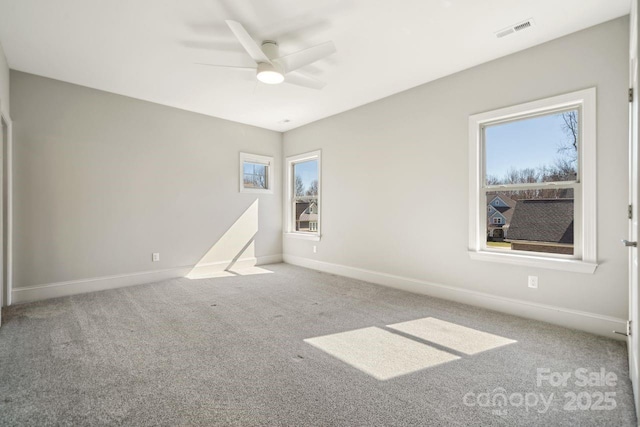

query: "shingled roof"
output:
506 199 573 244
298 202 318 222
492 193 517 209
295 202 310 220
299 212 318 222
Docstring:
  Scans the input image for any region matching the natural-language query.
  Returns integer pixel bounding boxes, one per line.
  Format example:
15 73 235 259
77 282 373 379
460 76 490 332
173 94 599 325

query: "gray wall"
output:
283 17 630 320
11 71 282 288
0 42 8 116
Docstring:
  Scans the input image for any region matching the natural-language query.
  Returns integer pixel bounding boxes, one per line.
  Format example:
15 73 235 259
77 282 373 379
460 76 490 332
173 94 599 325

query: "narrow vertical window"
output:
286 150 321 240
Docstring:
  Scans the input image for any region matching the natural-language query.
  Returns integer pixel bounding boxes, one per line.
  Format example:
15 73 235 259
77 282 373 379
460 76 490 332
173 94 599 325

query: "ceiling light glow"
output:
257 62 284 84
257 70 284 84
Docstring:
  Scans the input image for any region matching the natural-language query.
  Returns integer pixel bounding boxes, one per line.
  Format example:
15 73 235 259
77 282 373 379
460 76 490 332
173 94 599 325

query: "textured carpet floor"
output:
0 263 636 426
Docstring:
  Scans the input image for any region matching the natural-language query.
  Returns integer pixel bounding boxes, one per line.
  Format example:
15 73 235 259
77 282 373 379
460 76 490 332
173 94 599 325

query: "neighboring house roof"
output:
296 202 310 220
497 205 515 224
298 202 318 222
506 199 574 244
488 193 517 225
503 194 517 208
490 193 517 209
299 212 318 222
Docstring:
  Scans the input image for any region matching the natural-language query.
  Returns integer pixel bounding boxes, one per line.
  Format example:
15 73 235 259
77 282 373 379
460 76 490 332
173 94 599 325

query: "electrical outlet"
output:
528 275 538 289
313 245 317 254
152 253 160 262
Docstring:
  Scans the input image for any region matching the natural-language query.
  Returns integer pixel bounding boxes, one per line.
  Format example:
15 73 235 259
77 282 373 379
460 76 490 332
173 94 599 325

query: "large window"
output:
286 150 321 239
468 89 597 273
240 152 273 194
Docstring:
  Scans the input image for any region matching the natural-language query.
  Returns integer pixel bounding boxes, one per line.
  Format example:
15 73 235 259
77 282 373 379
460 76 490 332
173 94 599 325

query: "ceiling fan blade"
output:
274 41 336 74
284 72 327 90
195 63 256 71
225 20 272 64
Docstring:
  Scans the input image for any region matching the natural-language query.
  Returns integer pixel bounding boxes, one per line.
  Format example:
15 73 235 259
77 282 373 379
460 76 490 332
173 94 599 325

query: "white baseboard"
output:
283 254 627 340
186 254 283 279
12 254 283 304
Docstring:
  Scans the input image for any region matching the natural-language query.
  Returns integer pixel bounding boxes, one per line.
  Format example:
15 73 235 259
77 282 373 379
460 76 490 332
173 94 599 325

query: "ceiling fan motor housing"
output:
261 40 279 59
257 41 284 84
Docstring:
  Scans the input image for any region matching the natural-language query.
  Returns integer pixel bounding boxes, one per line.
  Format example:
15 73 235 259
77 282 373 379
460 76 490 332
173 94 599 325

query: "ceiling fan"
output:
198 20 336 90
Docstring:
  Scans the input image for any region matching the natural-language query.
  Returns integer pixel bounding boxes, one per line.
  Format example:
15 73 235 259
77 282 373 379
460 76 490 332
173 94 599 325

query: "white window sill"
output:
284 232 321 242
240 188 273 194
468 250 598 274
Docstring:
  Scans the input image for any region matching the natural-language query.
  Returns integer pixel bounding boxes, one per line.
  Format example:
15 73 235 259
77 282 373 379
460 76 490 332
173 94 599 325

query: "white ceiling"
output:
0 0 631 132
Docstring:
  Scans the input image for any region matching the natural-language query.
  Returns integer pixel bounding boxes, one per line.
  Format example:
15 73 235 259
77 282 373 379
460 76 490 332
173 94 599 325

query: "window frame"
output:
285 150 322 241
468 88 597 274
239 152 274 194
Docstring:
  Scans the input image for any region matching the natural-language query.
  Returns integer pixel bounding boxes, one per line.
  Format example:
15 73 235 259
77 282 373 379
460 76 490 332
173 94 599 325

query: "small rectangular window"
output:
243 162 267 189
286 150 321 240
240 153 273 194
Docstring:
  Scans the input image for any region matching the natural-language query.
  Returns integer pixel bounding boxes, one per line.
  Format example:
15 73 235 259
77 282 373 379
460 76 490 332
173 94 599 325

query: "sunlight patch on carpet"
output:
187 266 274 280
304 327 459 380
387 317 516 355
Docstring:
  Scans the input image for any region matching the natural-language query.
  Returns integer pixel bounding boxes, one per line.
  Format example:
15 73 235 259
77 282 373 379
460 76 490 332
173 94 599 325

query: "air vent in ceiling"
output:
496 18 535 38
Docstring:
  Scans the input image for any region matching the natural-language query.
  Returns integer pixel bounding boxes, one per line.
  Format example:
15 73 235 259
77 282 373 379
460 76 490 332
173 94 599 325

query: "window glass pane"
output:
486 190 574 255
484 109 578 185
243 161 268 189
293 159 319 232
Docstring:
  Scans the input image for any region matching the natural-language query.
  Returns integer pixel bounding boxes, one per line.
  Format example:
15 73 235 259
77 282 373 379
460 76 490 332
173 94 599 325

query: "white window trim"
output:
284 150 321 241
468 88 597 274
239 152 274 194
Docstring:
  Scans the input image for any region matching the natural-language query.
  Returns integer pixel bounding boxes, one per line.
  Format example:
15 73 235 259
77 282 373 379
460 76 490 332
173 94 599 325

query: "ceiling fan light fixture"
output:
256 62 284 84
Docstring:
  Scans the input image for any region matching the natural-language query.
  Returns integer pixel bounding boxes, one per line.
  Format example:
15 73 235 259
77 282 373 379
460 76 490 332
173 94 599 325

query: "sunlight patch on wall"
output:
387 317 516 355
187 200 261 279
304 326 460 381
